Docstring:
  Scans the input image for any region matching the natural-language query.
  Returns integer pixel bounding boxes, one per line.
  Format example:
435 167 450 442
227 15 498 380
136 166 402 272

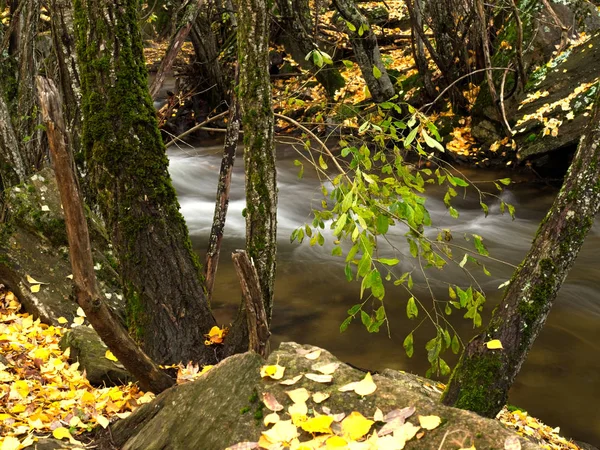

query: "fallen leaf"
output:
286 388 310 404
279 374 303 385
395 422 420 441
105 350 118 362
96 414 110 428
312 392 330 403
52 427 72 440
325 435 348 448
305 373 333 383
76 307 86 317
338 381 358 392
30 284 40 293
262 420 299 444
288 401 308 417
1 436 21 450
57 317 68 324
312 362 339 375
262 392 284 411
418 415 441 430
260 364 285 380
264 412 280 426
373 407 384 422
305 350 322 360
384 406 415 423
504 436 521 450
354 372 377 396
341 411 374 440
486 339 503 350
300 415 333 434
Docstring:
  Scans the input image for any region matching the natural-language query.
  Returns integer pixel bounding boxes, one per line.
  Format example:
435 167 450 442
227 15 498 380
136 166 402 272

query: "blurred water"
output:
168 144 600 445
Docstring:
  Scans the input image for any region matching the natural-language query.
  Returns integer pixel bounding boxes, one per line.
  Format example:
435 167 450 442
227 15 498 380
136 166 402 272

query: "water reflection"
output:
168 144 600 445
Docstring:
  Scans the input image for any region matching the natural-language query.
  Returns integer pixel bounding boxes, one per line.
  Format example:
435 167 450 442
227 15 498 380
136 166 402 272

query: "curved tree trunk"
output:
73 0 218 366
276 0 345 97
332 0 394 102
442 92 600 416
237 0 277 323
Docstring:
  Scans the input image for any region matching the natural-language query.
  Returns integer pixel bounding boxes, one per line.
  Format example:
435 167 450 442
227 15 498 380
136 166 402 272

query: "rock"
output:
59 326 133 386
26 438 83 449
511 31 600 161
0 167 126 326
108 342 542 450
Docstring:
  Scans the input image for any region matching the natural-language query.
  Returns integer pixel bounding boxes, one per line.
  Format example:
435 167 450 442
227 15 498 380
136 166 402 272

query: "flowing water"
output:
167 143 600 445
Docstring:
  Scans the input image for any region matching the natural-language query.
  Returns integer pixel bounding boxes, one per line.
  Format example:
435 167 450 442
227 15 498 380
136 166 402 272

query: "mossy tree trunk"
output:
442 92 600 416
275 0 345 97
73 0 219 366
237 0 277 323
332 0 394 102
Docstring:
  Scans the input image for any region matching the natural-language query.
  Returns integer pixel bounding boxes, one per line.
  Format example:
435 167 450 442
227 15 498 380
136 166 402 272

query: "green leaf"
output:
480 202 489 217
448 206 459 219
439 358 451 376
444 303 452 315
404 127 418 148
331 246 343 257
448 286 456 300
375 305 386 321
507 203 516 219
344 263 353 281
342 59 354 68
451 176 469 187
451 334 460 354
376 214 389 234
361 310 372 328
369 270 385 300
348 304 362 316
345 20 356 32
403 332 414 358
472 234 489 256
341 146 351 157
333 213 348 236
340 316 352 333
378 258 400 266
421 129 445 152
406 296 418 319
357 252 372 278
498 177 511 186
319 154 328 170
373 65 382 79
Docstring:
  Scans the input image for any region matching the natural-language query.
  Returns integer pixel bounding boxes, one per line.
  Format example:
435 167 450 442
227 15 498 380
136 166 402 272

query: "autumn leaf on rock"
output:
279 374 303 385
373 407 384 422
286 388 310 404
105 350 118 362
325 435 348 448
262 392 284 411
418 415 441 430
261 420 299 445
312 392 330 403
304 349 322 360
300 415 333 434
341 411 374 440
288 401 308 417
52 427 72 440
305 373 333 383
264 412 280 426
311 362 339 375
260 364 285 380
384 406 415 423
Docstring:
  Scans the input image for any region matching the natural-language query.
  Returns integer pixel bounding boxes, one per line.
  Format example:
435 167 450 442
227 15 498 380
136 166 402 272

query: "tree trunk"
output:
276 0 345 97
73 0 218 366
407 0 436 100
0 94 26 185
36 76 174 394
442 92 600 416
149 0 204 100
237 0 277 323
332 0 394 102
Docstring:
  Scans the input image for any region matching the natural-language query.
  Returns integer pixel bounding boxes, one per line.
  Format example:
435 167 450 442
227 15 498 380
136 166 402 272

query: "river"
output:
167 143 600 445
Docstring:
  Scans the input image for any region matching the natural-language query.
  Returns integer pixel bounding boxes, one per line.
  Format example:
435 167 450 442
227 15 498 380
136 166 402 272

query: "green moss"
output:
442 350 505 416
240 406 250 414
125 286 144 340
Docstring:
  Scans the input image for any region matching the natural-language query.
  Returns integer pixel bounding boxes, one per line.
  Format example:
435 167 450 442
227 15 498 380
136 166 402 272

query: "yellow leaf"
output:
14 380 29 398
105 350 118 362
485 339 503 350
326 435 348 448
341 411 374 440
288 402 308 417
312 362 339 375
57 317 68 324
286 388 310 404
30 284 40 293
304 350 322 360
1 436 21 450
76 307 86 317
373 407 384 422
418 415 441 430
304 373 332 383
52 427 72 440
96 415 110 429
204 326 228 345
26 275 44 284
279 374 303 385
72 316 85 326
354 372 377 396
262 420 299 444
459 446 477 450
260 364 286 380
264 412 280 426
312 392 330 403
395 422 420 441
300 415 333 434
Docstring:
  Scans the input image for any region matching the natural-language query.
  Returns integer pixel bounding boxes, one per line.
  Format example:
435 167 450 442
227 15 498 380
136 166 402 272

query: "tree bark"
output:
237 0 277 323
149 0 204 100
442 92 600 416
332 0 394 102
73 0 218 366
36 76 174 394
0 94 26 185
276 0 345 97
205 67 241 301
406 0 436 99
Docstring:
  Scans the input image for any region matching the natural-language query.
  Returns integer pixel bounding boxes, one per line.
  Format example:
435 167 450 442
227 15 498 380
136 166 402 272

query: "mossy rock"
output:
0 167 125 326
107 342 542 450
59 326 133 386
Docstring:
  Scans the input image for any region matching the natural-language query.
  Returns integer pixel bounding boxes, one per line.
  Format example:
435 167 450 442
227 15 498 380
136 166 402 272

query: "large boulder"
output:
0 168 125 326
107 342 543 450
59 326 134 386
